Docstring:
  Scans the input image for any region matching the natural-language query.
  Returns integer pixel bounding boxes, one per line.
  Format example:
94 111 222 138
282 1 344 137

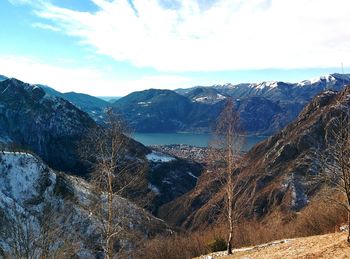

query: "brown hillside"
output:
158 86 350 230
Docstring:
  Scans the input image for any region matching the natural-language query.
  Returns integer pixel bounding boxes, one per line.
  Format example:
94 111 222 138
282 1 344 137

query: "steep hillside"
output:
38 84 109 123
0 151 169 257
158 86 350 229
0 78 96 175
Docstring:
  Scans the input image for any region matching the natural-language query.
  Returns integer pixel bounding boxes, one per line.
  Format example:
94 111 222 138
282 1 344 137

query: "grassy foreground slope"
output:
196 232 350 259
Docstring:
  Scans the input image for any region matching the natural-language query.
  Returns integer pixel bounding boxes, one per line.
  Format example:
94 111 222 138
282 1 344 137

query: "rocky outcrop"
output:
0 78 96 175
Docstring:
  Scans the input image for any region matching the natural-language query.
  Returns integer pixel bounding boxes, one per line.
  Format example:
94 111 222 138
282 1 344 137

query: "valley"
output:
0 74 350 258
2 1 350 257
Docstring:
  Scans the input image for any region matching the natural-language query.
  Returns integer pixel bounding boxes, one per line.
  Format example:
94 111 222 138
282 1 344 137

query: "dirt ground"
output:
196 232 350 259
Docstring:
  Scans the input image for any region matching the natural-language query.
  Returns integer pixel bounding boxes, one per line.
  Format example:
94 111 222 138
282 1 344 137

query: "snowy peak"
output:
297 73 350 87
250 81 279 90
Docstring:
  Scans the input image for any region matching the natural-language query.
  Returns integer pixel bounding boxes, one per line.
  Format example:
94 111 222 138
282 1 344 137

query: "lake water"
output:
132 132 268 151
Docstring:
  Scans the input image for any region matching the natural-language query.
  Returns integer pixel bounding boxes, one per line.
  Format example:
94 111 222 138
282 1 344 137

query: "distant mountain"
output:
178 73 350 102
99 96 121 102
38 84 109 123
113 89 230 133
159 85 350 230
0 78 96 174
0 151 169 257
114 89 194 132
112 73 350 135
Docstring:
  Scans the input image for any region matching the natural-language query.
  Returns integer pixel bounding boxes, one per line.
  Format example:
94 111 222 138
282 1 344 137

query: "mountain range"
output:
2 73 349 136
112 73 350 135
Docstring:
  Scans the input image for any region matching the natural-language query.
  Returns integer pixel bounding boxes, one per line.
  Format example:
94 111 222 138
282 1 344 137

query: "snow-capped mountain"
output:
0 151 169 257
114 73 350 135
206 73 350 101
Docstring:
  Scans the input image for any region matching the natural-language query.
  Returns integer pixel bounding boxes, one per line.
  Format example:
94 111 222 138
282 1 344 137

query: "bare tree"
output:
209 98 250 254
318 109 350 242
0 206 39 259
0 201 78 259
80 109 146 258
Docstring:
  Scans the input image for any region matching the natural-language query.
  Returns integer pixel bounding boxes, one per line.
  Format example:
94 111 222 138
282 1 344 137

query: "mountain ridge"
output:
157 85 350 230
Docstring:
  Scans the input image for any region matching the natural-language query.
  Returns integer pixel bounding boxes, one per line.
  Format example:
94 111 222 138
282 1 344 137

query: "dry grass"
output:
196 232 350 259
139 197 347 259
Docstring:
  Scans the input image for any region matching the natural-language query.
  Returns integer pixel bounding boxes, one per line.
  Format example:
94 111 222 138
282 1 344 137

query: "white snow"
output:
249 81 278 90
194 96 208 102
148 183 160 194
187 172 198 179
297 74 336 86
146 151 175 162
0 152 47 204
216 93 226 100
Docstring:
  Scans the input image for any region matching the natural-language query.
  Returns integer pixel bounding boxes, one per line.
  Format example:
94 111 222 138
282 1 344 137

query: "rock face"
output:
0 78 96 175
158 86 350 230
0 151 169 257
114 74 350 135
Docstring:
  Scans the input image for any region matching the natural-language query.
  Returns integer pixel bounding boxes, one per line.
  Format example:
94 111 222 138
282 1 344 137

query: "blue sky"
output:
0 0 349 96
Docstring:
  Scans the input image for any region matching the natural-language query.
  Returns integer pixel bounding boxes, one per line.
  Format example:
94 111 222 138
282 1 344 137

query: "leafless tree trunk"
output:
0 201 78 259
209 98 249 254
80 109 146 258
319 109 350 242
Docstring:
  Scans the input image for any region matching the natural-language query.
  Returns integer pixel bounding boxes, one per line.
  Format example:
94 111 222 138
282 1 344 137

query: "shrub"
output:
208 236 227 252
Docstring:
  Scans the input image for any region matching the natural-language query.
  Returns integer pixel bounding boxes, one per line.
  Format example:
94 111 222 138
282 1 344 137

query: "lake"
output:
132 132 268 151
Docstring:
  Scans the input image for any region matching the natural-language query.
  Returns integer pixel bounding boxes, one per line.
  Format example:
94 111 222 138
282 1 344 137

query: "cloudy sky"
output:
0 0 349 96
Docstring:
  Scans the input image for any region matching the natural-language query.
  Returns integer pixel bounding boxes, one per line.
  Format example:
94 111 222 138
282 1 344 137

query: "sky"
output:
0 0 349 97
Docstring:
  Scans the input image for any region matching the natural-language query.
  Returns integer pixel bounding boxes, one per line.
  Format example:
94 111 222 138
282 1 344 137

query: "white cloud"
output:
25 0 350 72
32 22 61 32
0 55 192 96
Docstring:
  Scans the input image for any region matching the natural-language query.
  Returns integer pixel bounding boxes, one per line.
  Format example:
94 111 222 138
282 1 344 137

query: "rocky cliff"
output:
0 78 96 175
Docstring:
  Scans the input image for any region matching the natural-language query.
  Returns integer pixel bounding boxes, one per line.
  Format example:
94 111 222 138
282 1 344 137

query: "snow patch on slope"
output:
146 151 176 162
